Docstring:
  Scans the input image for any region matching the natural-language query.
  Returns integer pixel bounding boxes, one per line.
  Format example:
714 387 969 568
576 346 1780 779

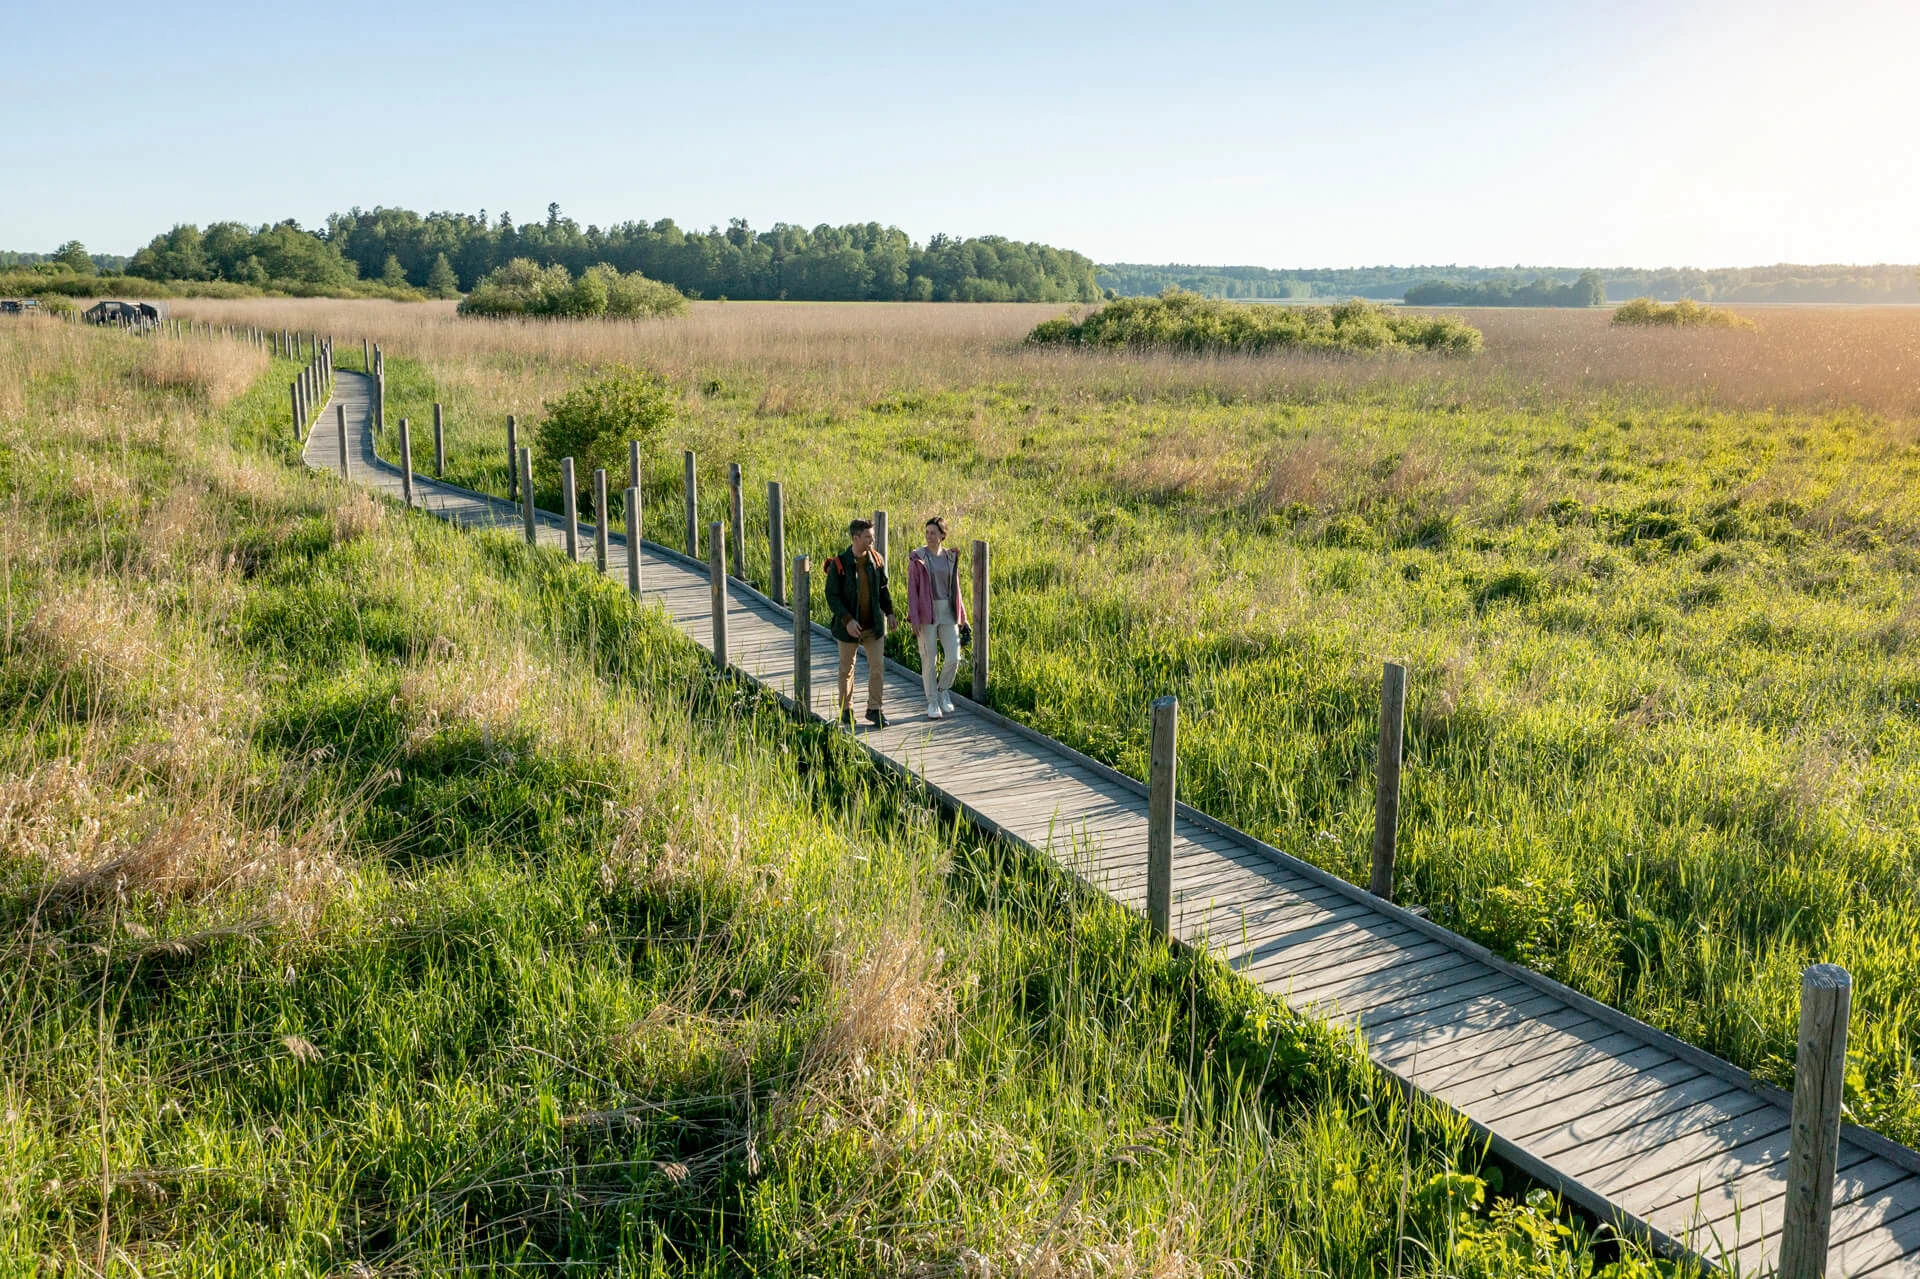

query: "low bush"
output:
459 258 687 319
535 364 677 507
1612 297 1756 329
1028 289 1482 354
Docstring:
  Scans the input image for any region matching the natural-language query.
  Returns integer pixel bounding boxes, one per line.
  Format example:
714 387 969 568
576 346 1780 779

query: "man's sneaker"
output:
840 706 853 727
941 690 956 713
866 709 890 728
926 701 943 720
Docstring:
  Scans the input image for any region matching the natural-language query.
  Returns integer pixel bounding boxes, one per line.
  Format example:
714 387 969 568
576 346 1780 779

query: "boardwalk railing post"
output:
1370 661 1408 902
593 468 609 573
506 416 519 501
683 450 698 558
362 336 370 372
398 418 414 508
728 462 745 579
289 382 300 438
628 440 641 494
432 403 445 476
1148 695 1178 942
561 458 578 561
768 481 786 605
624 486 642 595
971 538 990 702
1782 964 1852 1279
518 447 535 546
709 521 728 668
792 554 811 717
874 508 888 570
335 404 349 481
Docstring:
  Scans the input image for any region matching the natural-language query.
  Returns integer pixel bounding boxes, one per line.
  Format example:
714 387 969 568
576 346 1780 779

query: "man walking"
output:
824 517 895 727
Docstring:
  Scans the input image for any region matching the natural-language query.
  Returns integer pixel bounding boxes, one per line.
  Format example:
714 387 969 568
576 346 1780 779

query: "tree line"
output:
1403 273 1605 307
105 205 1101 303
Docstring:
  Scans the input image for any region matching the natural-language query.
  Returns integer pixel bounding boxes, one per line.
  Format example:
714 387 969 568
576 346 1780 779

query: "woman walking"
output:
907 516 969 720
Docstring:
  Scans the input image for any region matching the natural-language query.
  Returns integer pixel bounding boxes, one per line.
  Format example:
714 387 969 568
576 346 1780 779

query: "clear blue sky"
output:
6 0 1914 268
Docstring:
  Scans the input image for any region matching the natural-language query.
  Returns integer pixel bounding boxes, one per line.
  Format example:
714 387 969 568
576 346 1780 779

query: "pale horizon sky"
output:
6 0 1916 270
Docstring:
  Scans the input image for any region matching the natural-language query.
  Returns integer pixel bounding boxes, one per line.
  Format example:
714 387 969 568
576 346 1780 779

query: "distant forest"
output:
1404 273 1605 307
1099 262 1920 304
115 205 1101 303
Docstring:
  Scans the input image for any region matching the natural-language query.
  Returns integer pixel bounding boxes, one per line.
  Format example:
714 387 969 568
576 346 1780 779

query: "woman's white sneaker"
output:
941 690 955 713
926 702 944 720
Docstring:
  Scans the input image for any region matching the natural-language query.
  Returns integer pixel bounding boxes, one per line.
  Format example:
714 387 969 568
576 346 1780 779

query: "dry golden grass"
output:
169 296 1920 417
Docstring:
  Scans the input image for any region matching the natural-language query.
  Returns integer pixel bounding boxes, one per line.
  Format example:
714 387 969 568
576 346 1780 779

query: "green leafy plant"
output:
535 364 676 505
1612 297 1756 329
1028 289 1483 354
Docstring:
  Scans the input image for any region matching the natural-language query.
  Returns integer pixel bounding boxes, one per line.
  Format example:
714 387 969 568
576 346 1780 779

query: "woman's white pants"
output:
916 600 959 704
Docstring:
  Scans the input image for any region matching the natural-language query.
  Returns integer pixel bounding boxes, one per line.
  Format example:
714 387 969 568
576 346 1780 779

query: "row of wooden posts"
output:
313 358 1854 1277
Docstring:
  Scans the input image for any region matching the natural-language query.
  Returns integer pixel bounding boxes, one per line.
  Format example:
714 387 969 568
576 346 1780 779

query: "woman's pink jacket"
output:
906 546 970 628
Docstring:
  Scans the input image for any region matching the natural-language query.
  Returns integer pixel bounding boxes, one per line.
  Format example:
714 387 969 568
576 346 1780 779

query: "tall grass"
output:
0 321 1663 1275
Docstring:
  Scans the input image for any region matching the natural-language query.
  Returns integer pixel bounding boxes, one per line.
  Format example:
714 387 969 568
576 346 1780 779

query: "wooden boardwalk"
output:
309 371 1920 1276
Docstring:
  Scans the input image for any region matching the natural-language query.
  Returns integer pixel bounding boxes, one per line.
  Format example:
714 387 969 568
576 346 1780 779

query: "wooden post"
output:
792 554 811 717
874 508 888 566
335 404 348 480
709 521 728 668
1147 695 1178 941
1781 964 1852 1279
971 538 990 702
398 418 414 507
519 447 535 546
362 336 369 372
593 468 609 573
628 439 641 494
289 382 301 438
506 416 518 501
683 450 698 558
624 486 642 595
1370 661 1408 902
432 403 445 476
728 462 745 579
768 481 786 605
561 457 578 561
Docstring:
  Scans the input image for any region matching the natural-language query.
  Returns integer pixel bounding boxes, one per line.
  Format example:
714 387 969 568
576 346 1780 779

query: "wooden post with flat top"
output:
432 403 445 476
728 463 745 579
1370 661 1408 902
593 468 609 573
1781 964 1852 1279
683 450 698 558
792 554 811 716
398 418 414 507
506 416 518 501
289 383 301 438
561 458 578 561
768 481 786 605
1148 695 1178 941
628 439 641 494
519 447 535 546
335 404 348 480
709 521 728 668
970 538 990 702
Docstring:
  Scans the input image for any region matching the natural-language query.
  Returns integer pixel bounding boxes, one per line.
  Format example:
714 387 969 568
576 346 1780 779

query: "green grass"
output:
0 324 1669 1275
397 334 1920 1148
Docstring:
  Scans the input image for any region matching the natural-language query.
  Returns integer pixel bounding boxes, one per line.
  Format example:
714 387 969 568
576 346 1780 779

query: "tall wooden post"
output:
335 404 349 480
768 481 786 605
362 336 370 372
289 382 301 438
1148 695 1178 941
1370 661 1408 902
970 538 990 702
561 458 578 561
683 450 698 558
709 521 728 668
728 462 745 579
432 403 445 476
519 447 535 546
628 439 641 494
874 509 888 567
506 416 518 501
593 468 609 573
624 486 642 595
1781 964 1852 1279
792 554 811 717
398 418 414 507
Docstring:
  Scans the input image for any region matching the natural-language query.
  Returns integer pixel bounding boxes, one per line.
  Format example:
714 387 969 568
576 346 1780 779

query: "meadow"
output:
165 296 1920 1154
0 318 1651 1275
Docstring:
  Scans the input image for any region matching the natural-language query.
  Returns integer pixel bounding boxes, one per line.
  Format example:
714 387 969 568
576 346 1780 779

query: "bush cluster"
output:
458 259 687 319
1027 290 1483 354
1612 297 1756 329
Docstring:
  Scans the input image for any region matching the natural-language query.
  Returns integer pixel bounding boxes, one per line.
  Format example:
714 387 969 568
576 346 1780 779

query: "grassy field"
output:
167 297 1920 1154
0 318 1658 1275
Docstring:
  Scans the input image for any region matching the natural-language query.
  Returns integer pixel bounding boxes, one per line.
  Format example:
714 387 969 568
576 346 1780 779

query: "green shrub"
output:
459 258 685 319
1027 289 1482 354
535 365 677 505
1612 297 1755 330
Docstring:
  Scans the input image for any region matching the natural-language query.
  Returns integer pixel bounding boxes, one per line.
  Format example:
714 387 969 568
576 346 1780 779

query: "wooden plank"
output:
1545 1084 1780 1178
1469 1048 1700 1127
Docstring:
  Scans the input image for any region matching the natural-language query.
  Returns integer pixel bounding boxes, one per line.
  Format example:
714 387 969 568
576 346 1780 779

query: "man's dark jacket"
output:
823 547 894 643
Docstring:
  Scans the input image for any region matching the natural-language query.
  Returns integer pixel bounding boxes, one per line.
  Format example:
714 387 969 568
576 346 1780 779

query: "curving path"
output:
308 369 1920 1277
